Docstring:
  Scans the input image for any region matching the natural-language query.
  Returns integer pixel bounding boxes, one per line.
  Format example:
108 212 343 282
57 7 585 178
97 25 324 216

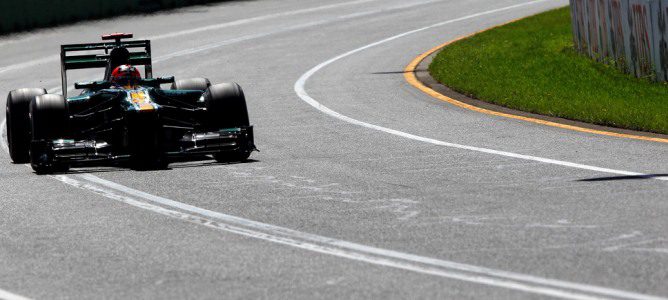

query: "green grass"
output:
429 7 668 134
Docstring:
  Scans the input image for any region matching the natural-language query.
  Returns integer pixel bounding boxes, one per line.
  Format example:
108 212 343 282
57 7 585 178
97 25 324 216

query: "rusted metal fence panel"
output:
570 0 668 81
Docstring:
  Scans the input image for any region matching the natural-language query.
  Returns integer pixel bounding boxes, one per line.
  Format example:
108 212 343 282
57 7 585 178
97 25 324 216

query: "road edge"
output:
403 22 668 144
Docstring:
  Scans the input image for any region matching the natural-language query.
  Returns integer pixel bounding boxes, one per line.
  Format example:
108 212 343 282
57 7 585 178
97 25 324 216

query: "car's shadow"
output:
577 174 668 181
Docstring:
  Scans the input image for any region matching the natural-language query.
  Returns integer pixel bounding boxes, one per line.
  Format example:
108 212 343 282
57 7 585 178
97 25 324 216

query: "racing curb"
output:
404 25 668 144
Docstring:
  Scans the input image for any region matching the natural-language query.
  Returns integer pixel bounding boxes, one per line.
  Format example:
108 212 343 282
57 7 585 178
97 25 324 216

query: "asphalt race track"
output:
1 0 667 299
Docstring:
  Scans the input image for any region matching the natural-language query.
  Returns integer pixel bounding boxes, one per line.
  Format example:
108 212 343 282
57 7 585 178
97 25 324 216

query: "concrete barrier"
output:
570 0 668 81
0 0 232 36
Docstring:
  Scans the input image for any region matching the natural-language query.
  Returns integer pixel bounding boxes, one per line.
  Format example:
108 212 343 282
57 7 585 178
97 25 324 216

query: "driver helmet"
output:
110 64 141 87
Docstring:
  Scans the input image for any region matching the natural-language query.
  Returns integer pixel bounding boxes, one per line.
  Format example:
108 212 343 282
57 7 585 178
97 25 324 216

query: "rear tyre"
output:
204 82 252 163
171 78 211 91
6 88 46 163
30 94 69 174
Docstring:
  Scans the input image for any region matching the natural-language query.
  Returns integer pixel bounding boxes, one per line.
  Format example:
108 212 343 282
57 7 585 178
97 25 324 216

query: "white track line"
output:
147 0 379 40
153 0 445 64
294 0 668 181
0 289 31 300
0 0 380 75
69 173 663 300
0 124 31 300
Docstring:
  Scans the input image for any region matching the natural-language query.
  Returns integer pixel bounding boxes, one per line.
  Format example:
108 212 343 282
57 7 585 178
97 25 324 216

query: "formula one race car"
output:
6 33 256 174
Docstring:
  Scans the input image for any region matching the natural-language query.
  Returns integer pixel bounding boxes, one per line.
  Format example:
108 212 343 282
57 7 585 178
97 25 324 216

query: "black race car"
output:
6 33 256 174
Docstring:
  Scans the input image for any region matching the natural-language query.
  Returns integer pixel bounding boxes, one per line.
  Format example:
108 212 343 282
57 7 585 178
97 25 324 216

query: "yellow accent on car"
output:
130 91 155 111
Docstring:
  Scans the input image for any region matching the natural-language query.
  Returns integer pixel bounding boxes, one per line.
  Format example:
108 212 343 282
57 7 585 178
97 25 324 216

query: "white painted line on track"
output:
0 0 381 75
0 55 60 76
0 289 31 300
294 0 668 181
151 0 446 64
65 173 665 300
147 0 380 41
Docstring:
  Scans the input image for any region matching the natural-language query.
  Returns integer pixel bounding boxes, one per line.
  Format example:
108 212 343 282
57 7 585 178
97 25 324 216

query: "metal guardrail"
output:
570 0 668 81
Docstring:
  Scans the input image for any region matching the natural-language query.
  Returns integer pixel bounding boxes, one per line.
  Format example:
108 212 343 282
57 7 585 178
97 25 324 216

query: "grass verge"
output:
429 7 668 135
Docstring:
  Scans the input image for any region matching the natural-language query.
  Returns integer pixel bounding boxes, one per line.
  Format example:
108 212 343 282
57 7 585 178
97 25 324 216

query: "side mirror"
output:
156 76 175 84
74 81 111 90
139 76 175 87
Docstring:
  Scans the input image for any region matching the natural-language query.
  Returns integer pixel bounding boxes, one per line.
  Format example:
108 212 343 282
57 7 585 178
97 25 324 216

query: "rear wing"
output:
60 33 153 97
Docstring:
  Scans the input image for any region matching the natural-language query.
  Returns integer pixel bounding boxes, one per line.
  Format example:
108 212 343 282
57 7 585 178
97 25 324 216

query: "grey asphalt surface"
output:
1 0 667 299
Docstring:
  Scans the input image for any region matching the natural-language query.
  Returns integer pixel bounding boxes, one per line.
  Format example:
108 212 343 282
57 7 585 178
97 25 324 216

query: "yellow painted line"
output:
404 23 668 144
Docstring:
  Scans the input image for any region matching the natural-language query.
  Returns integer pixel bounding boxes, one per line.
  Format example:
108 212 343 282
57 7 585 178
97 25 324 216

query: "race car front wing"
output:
31 126 256 166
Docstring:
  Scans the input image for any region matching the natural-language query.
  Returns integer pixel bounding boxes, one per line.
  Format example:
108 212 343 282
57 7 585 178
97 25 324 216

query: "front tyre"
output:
213 150 251 163
205 82 249 129
124 112 168 171
204 82 252 163
30 94 69 174
6 88 46 163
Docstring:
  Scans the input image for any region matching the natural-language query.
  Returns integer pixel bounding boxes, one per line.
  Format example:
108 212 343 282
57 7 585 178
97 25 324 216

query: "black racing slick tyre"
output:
30 94 69 174
204 82 250 129
204 82 252 163
214 150 252 163
171 77 211 91
6 88 46 163
126 112 168 171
